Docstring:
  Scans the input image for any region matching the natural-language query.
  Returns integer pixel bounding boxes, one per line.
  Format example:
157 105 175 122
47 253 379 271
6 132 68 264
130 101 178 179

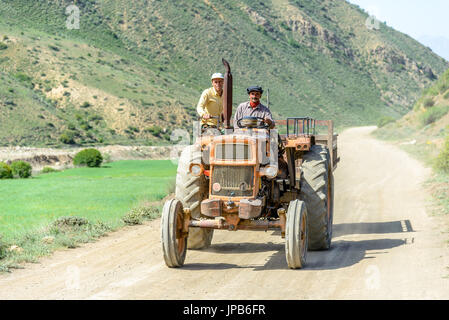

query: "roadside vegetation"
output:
1 160 32 179
0 159 176 272
373 68 449 217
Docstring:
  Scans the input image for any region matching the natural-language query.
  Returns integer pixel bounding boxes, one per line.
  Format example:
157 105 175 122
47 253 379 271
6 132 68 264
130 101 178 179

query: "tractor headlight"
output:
261 165 278 179
189 163 203 176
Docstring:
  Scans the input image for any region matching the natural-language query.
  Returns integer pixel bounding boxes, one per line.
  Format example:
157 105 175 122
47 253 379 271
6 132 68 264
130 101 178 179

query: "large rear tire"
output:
161 199 187 268
285 200 308 269
300 144 334 251
176 145 213 249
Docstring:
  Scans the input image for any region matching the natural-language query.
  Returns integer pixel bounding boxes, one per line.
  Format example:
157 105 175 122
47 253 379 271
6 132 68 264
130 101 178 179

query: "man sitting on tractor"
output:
234 86 287 177
197 73 225 128
233 86 275 129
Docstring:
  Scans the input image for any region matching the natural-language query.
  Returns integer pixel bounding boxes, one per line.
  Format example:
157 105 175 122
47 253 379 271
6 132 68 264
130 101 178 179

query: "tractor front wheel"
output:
161 199 187 268
285 200 308 269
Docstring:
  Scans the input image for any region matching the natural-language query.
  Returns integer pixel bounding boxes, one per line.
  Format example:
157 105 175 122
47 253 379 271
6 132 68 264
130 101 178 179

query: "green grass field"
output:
0 160 176 271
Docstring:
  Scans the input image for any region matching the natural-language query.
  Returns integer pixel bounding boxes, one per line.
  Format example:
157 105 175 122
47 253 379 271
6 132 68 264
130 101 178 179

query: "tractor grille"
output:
211 166 254 197
215 143 251 160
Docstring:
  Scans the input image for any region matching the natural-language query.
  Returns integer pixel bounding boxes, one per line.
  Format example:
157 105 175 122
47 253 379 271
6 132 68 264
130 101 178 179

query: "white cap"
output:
211 73 224 80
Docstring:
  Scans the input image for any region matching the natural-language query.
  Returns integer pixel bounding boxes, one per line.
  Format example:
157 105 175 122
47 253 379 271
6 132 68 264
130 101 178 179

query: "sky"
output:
347 0 449 60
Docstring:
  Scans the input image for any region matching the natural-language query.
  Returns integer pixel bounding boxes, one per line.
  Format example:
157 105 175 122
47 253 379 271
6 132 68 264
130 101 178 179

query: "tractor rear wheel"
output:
161 199 187 268
300 144 334 250
176 145 213 249
285 200 308 269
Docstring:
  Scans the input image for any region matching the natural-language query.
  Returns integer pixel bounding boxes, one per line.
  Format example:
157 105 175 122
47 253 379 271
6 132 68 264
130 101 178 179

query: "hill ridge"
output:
0 0 447 146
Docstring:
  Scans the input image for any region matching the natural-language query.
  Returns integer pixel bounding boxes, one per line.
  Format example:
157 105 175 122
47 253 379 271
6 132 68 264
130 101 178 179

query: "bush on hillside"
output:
377 116 396 128
73 148 103 167
145 125 162 137
419 105 449 127
423 97 435 108
438 82 449 94
59 130 76 144
0 162 13 179
11 161 32 178
80 101 91 108
434 135 449 174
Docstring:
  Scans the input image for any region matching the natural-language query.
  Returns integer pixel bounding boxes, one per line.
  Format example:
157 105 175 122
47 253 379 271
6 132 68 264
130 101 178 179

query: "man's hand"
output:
264 117 274 128
203 114 211 120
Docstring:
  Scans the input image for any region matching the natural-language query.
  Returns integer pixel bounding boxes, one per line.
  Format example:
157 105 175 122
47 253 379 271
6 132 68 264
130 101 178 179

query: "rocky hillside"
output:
0 0 447 146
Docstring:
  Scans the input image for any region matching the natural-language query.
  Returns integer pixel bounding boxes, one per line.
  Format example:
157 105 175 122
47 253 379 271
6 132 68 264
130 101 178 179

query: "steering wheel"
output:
237 116 270 129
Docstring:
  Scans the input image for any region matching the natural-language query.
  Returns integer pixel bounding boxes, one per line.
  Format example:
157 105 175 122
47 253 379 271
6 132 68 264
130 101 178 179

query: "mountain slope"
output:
374 68 449 154
373 67 449 215
0 0 447 146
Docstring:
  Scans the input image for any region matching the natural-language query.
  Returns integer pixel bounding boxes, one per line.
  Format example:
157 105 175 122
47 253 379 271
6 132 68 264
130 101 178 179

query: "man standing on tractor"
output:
197 73 224 128
233 86 275 129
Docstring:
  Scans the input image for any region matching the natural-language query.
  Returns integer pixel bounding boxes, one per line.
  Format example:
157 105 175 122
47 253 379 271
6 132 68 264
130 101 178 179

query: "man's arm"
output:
196 90 209 118
233 105 242 128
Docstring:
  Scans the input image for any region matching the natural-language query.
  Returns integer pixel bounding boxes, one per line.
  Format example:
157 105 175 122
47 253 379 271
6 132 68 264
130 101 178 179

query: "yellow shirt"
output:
196 87 223 126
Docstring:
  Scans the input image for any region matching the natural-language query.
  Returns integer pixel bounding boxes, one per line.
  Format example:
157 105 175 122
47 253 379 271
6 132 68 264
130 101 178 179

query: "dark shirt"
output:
233 102 274 128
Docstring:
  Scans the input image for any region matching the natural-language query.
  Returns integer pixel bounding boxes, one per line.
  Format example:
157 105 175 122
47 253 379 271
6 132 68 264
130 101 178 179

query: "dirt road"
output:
1 126 448 299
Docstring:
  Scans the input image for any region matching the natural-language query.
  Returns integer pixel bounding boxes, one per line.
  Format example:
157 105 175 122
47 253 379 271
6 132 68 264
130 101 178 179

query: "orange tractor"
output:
161 60 339 269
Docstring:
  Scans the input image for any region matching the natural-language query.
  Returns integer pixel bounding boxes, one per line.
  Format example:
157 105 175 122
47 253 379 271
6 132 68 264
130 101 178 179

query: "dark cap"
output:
246 86 263 94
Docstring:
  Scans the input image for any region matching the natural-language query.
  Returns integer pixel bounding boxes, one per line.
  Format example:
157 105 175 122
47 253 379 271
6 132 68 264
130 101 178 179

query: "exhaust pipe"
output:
222 58 233 129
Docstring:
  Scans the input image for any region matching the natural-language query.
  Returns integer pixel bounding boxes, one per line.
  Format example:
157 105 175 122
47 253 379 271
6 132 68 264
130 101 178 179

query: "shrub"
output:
140 206 160 219
53 216 88 228
59 129 77 144
122 206 159 225
16 72 32 81
145 125 162 137
288 38 300 48
48 44 60 52
423 97 435 108
73 148 103 167
11 161 32 178
122 209 143 225
377 116 396 128
80 101 91 108
0 162 13 179
419 105 449 127
41 167 58 174
51 216 89 236
0 42 7 50
434 135 449 173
